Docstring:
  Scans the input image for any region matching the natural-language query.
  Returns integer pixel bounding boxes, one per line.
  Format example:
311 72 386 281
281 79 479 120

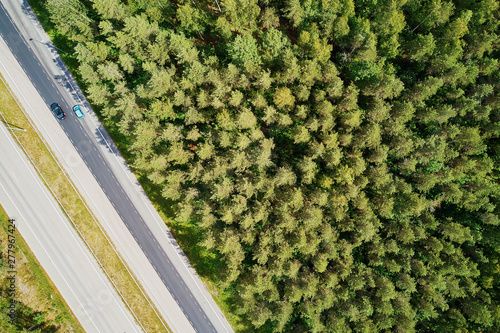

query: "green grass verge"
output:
0 74 170 332
0 203 84 332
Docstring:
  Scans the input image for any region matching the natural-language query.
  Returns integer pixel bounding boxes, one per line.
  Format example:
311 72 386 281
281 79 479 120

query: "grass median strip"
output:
0 75 171 332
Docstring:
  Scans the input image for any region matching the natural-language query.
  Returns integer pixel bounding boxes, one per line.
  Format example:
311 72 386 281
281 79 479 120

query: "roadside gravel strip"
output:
0 0 233 332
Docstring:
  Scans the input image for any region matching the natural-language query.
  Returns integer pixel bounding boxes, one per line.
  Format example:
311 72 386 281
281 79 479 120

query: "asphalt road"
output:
0 121 142 333
0 1 232 332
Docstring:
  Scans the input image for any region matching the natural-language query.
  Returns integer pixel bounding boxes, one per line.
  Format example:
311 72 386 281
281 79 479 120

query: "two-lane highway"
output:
0 116 142 332
0 0 233 332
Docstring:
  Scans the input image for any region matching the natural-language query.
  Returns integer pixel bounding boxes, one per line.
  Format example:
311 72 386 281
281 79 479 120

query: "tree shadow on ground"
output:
138 174 225 281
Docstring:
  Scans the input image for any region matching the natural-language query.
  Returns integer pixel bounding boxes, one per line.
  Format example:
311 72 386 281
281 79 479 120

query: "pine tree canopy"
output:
46 0 500 331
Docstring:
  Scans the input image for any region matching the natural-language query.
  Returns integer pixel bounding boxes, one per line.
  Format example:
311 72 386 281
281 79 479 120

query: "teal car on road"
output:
73 105 84 119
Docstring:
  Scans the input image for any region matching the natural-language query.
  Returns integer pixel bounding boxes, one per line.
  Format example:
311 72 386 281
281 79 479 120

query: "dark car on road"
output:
50 103 66 119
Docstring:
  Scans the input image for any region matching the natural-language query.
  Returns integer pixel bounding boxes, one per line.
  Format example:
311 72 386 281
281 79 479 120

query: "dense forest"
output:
44 0 500 331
